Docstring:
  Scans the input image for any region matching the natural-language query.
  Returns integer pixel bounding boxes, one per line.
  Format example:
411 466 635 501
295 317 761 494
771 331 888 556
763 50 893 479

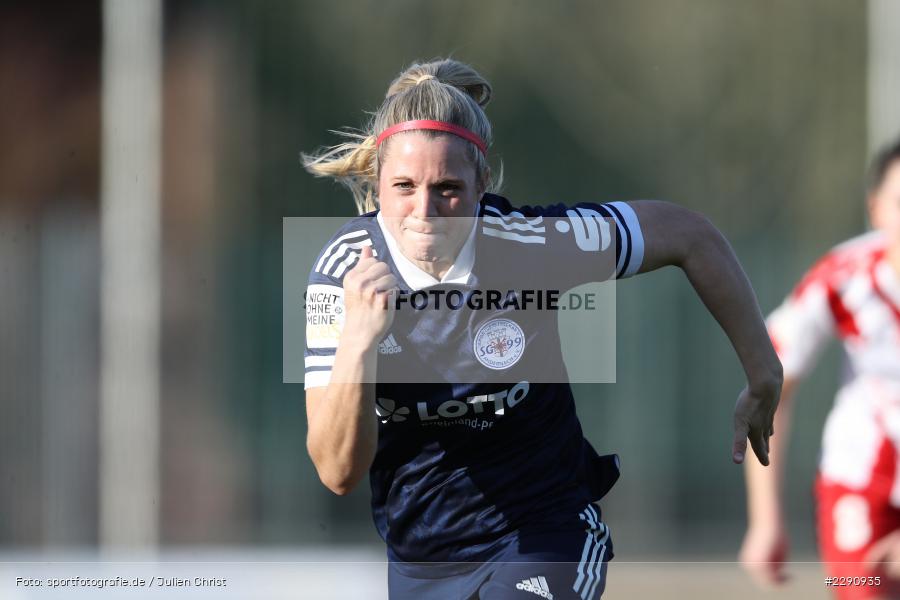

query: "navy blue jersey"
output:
303 193 644 563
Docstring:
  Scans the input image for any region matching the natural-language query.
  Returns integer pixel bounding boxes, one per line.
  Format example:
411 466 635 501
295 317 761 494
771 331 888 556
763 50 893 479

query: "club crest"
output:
474 318 526 370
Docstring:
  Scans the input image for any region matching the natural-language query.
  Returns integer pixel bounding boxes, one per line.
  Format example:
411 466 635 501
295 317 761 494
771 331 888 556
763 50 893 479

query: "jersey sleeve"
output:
767 260 837 380
303 274 345 390
303 227 376 390
591 201 645 278
481 198 645 286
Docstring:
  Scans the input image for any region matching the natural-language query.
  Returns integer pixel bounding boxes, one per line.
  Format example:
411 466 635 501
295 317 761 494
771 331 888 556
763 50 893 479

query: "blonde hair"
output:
302 59 499 214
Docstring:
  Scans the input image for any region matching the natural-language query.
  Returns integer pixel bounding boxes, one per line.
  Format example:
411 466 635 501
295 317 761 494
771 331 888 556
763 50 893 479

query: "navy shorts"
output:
388 505 612 600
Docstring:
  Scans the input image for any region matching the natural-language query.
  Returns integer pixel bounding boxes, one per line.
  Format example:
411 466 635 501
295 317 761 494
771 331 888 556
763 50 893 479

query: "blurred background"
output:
1 0 898 597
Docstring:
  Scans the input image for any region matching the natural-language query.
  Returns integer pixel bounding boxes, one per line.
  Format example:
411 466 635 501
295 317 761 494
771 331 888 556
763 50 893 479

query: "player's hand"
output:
865 530 900 579
739 523 790 587
341 245 398 347
732 380 780 465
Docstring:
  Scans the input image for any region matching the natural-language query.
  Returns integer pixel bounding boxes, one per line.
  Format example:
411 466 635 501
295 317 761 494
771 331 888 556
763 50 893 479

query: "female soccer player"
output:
303 58 781 600
740 139 900 600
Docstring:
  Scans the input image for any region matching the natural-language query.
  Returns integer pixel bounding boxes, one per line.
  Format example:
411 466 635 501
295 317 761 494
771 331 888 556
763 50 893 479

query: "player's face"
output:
378 132 481 278
870 160 900 249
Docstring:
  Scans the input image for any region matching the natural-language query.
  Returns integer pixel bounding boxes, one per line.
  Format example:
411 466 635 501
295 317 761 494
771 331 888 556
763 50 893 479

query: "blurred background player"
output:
741 138 900 599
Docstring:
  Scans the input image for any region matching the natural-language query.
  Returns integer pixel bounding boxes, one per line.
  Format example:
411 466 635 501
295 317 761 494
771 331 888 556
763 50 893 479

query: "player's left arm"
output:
629 200 783 466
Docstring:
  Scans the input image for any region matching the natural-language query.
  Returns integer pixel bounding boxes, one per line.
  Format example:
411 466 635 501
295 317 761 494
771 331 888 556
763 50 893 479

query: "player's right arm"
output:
306 246 397 495
739 377 797 586
738 255 837 585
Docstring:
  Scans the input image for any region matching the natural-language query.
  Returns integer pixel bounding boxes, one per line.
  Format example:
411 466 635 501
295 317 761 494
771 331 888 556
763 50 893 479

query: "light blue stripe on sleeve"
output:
609 201 644 278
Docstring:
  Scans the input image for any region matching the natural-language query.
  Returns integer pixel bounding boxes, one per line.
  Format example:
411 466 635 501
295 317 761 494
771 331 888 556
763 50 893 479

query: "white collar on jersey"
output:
375 210 478 291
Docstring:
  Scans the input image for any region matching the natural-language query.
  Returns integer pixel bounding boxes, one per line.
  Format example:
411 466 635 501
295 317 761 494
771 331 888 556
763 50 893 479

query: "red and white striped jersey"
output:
768 231 900 503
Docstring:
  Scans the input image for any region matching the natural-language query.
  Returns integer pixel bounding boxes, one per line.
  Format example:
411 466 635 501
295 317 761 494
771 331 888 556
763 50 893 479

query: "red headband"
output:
375 120 488 156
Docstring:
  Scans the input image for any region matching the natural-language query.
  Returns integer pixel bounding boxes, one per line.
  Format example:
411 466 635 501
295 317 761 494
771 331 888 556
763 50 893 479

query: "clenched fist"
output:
341 245 399 349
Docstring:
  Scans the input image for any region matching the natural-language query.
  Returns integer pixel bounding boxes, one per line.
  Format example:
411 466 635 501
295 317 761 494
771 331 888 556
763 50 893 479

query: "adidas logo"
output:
378 334 403 355
515 577 553 599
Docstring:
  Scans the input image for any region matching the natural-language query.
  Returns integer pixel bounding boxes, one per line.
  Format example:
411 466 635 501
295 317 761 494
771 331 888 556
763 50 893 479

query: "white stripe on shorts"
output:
573 505 609 599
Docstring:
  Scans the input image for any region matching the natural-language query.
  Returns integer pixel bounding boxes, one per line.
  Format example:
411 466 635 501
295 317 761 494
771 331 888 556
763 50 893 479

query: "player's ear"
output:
868 189 885 229
476 171 488 199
